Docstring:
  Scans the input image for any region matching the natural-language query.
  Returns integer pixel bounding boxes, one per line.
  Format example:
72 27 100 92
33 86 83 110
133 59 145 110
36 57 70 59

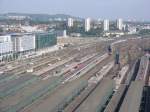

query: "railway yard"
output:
0 36 150 112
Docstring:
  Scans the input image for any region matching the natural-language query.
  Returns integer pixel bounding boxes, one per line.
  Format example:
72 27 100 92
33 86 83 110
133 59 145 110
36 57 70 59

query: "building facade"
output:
0 35 13 55
11 33 36 53
0 35 13 61
35 32 57 50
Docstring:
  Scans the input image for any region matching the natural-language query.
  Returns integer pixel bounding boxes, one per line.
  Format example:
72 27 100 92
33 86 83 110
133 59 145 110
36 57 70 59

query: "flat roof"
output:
104 85 127 112
75 78 115 112
119 81 144 112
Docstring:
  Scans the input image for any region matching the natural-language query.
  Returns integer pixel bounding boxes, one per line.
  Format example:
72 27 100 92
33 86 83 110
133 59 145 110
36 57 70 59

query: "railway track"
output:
20 54 113 112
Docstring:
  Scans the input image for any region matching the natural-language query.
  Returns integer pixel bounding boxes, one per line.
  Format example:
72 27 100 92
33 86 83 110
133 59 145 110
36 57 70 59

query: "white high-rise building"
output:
63 30 67 37
104 19 109 31
68 18 74 27
117 19 123 30
85 18 91 32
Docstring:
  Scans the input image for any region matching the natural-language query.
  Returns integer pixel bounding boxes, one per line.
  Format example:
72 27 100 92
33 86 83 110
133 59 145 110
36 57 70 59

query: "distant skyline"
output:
0 0 149 21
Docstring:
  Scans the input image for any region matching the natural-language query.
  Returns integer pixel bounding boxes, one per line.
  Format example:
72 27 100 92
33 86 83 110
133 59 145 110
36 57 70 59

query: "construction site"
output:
0 36 150 112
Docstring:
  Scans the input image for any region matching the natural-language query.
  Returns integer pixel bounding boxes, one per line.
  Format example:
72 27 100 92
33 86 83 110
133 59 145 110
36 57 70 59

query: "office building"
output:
35 32 57 50
11 33 36 53
0 35 13 55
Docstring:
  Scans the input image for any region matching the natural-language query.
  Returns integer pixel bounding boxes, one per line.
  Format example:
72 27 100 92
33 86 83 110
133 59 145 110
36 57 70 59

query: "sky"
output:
0 0 149 20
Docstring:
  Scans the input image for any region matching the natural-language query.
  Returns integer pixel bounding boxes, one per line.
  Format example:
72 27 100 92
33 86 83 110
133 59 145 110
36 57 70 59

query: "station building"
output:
0 32 57 61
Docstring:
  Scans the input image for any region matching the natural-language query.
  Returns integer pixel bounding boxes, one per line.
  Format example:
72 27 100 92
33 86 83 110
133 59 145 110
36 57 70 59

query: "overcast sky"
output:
0 0 149 20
